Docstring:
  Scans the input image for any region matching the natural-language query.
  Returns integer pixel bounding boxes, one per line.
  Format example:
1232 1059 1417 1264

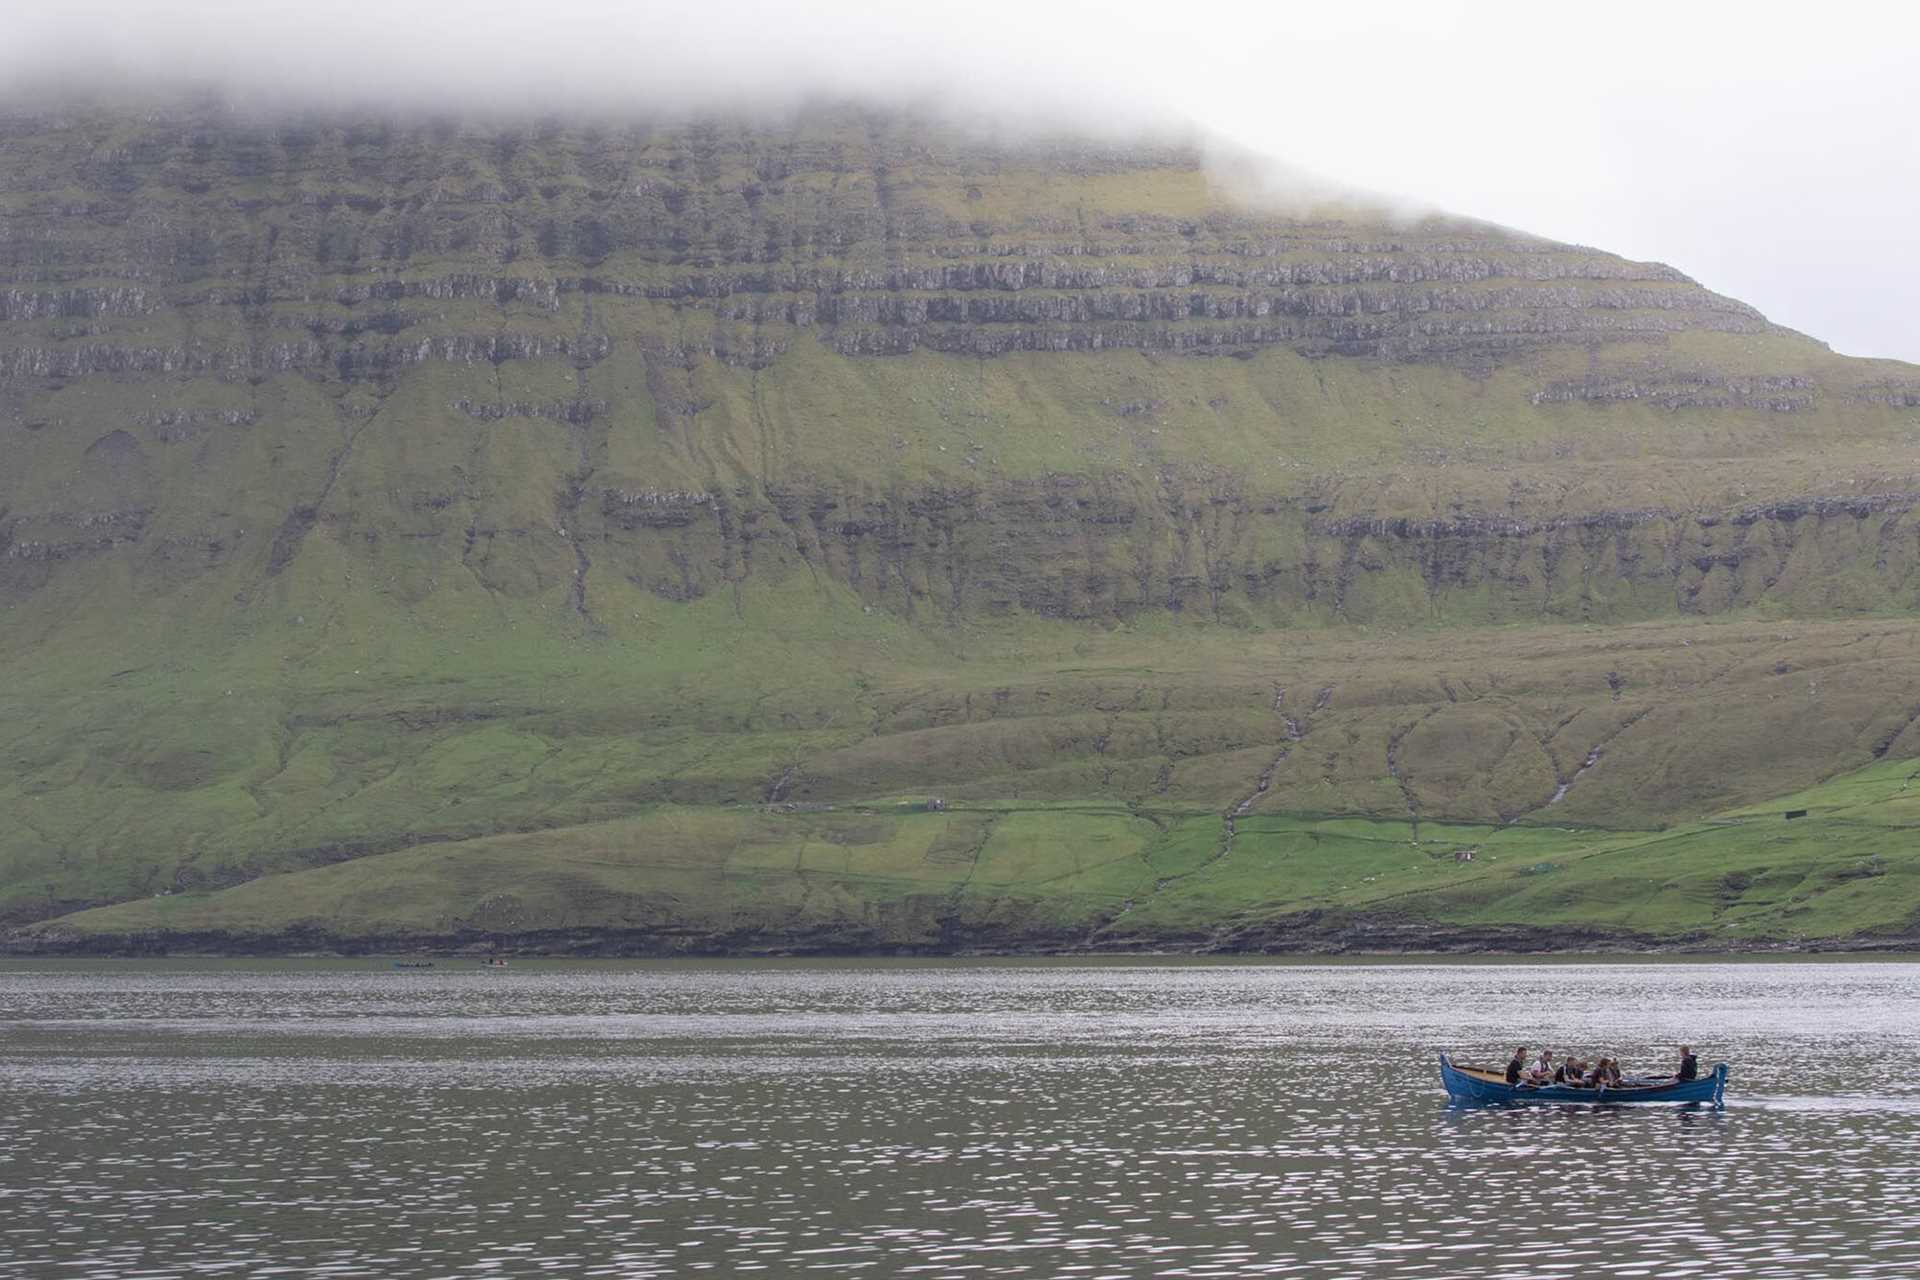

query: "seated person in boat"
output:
1528 1049 1556 1083
1674 1045 1699 1082
1507 1047 1528 1084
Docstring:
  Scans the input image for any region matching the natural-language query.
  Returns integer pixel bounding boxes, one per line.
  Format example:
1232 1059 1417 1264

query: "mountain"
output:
5 96 1920 953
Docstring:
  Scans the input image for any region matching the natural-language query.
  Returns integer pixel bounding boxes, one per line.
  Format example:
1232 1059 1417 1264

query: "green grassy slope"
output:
8 604 1920 948
4 98 1920 950
24 752 1919 953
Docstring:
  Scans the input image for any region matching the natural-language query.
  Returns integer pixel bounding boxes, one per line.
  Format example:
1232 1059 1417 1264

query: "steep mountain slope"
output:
4 97 1919 950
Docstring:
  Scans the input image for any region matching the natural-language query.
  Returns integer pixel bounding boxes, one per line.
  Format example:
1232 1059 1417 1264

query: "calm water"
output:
2 958 1917 1278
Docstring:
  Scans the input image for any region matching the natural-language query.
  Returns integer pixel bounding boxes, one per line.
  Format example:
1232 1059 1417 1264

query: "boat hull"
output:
1439 1054 1726 1109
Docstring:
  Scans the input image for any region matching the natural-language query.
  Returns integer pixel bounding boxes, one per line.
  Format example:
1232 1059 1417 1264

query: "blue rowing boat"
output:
1439 1054 1727 1109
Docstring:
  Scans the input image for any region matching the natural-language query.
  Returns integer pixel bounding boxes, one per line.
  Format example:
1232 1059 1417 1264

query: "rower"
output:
1506 1047 1527 1085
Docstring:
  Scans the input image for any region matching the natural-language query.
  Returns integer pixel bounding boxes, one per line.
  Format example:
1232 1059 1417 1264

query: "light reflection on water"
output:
1 959 1917 1277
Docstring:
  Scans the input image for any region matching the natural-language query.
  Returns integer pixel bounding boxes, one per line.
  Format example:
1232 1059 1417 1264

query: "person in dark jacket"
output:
1507 1047 1527 1084
1675 1046 1699 1082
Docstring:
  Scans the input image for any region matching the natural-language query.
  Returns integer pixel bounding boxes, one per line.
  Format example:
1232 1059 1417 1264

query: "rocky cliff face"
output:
4 98 1917 629
0 101 1767 368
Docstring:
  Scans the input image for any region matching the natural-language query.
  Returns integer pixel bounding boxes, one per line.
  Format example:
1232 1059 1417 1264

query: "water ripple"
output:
1 958 1916 1278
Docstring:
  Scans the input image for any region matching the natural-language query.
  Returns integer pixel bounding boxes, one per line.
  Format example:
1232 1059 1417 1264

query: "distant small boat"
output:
1440 1054 1726 1109
391 961 435 970
480 958 509 968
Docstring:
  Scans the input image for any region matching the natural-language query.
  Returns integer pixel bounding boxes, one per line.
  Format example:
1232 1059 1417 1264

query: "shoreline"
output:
8 920 1919 960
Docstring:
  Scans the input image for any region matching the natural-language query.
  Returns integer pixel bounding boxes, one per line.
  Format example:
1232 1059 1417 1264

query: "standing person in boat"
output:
1507 1047 1528 1084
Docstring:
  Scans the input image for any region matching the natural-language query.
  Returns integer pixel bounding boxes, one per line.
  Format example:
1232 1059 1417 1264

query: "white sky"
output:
8 0 1918 362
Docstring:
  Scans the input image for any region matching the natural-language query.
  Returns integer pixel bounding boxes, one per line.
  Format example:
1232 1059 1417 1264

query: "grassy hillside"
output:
8 602 1920 949
4 97 1920 950
22 746 1919 955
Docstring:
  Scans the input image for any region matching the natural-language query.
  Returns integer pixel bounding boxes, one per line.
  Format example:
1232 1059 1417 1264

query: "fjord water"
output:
2 960 1916 1278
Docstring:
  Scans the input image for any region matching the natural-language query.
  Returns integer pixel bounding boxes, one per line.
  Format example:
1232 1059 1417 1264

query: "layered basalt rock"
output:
1 99 1769 381
1531 372 1817 412
498 476 1920 624
1 97 1917 627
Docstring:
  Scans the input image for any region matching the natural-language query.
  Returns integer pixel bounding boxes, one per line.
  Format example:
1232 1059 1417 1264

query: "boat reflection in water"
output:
1440 1053 1728 1109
